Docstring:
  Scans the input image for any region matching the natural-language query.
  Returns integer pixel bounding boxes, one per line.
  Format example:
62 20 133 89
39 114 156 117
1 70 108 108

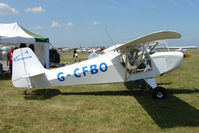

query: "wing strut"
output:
124 48 129 82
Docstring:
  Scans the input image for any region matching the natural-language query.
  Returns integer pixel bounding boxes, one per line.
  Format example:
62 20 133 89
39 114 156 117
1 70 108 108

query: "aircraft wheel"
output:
24 90 28 95
24 89 30 95
152 86 166 99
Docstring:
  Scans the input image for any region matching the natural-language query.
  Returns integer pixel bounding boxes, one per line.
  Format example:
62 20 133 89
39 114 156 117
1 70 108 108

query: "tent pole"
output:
45 43 50 69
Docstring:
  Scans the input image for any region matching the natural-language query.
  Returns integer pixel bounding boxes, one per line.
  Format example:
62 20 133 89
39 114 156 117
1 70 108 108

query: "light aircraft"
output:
157 44 196 58
157 44 197 52
163 46 197 49
11 31 184 99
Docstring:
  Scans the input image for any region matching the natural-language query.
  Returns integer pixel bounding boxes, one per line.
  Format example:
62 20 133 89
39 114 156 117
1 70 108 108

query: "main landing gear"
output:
144 78 167 99
152 86 166 99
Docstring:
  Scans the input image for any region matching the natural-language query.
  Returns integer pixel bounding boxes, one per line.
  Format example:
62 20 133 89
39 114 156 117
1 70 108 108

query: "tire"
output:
152 86 166 99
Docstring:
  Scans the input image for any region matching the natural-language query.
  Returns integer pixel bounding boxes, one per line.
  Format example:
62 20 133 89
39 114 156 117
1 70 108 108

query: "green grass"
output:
0 50 199 133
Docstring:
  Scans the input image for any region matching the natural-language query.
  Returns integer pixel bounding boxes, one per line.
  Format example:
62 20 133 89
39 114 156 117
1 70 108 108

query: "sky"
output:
0 0 199 48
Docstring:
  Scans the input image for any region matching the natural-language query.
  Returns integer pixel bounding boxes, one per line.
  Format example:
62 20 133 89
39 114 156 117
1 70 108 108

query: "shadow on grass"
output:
24 89 61 100
125 81 199 128
24 89 135 100
131 90 199 128
157 82 172 85
24 82 199 128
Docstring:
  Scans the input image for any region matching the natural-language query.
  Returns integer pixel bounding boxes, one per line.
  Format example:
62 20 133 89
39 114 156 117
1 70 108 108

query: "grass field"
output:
0 49 199 133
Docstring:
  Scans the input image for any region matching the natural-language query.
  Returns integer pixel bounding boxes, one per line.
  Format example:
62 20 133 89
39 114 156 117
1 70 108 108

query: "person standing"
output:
7 47 14 74
73 48 78 58
29 44 35 52
73 48 79 62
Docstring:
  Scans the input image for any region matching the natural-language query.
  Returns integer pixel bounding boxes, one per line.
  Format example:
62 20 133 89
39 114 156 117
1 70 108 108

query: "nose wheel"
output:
152 86 166 99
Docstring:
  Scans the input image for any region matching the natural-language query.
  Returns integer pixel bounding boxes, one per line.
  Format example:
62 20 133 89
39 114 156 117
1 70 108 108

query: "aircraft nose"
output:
166 52 183 72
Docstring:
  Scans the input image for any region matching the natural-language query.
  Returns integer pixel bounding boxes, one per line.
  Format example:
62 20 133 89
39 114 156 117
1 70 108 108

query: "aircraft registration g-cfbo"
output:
11 31 183 99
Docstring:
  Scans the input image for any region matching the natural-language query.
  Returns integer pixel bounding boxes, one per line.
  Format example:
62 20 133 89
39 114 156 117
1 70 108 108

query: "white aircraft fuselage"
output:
11 31 184 99
22 51 183 89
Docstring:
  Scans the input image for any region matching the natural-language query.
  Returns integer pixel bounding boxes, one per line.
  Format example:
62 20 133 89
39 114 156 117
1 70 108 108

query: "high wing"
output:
116 31 181 51
112 31 181 81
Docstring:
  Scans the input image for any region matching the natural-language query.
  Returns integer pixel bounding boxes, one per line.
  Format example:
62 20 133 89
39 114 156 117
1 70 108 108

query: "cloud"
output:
32 25 43 30
50 21 75 30
25 6 45 13
51 21 61 27
90 21 101 26
66 22 75 30
0 3 18 15
66 22 75 27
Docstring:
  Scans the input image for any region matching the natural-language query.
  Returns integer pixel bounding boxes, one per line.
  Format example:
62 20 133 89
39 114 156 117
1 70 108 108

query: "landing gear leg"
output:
24 78 31 95
144 78 167 99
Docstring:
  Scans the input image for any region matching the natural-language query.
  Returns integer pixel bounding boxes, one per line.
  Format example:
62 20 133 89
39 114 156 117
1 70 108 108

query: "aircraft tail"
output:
12 48 45 88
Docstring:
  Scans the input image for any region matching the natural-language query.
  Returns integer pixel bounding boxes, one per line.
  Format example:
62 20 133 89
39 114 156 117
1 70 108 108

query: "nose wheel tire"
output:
152 86 166 99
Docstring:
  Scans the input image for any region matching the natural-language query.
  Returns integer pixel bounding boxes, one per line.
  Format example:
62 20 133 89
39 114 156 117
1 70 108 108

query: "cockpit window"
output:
120 48 152 73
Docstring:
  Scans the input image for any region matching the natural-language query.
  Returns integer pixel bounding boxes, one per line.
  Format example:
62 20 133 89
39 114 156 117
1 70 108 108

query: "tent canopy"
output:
0 22 49 44
0 22 50 68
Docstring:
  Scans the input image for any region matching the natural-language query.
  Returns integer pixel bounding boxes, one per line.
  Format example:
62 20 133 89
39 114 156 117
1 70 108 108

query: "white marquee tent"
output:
0 22 49 68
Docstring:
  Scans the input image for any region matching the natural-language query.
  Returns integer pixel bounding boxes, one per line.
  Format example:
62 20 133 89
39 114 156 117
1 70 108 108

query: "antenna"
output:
104 28 116 45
